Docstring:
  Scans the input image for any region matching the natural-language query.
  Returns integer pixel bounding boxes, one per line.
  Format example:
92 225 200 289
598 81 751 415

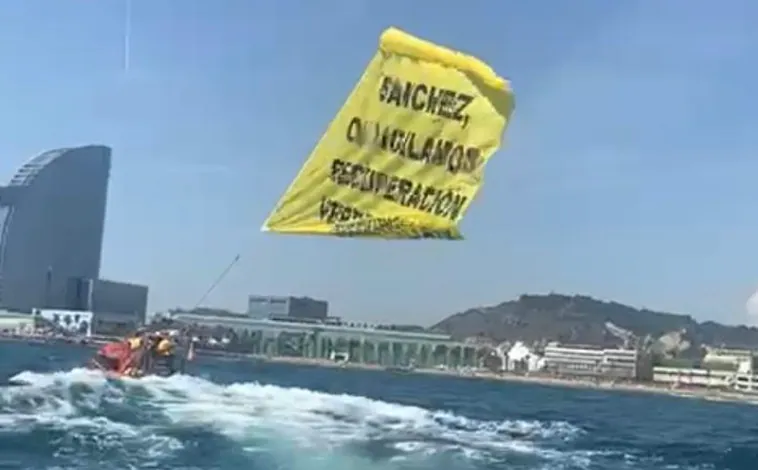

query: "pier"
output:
170 313 487 369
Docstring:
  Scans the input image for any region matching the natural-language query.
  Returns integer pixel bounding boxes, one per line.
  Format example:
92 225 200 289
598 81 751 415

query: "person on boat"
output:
92 330 186 377
139 331 179 376
154 336 175 356
126 327 147 350
111 328 149 376
90 327 151 376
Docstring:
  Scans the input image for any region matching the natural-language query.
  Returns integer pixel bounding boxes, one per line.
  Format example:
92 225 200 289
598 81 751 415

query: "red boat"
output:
88 332 193 378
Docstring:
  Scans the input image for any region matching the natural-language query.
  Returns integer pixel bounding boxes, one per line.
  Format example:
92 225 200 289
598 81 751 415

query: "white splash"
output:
2 369 585 468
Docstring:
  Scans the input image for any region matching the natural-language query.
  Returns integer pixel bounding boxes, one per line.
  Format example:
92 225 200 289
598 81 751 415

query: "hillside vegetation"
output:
431 294 758 354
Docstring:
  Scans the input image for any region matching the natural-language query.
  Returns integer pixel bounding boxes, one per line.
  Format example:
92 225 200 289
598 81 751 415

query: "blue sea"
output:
0 342 756 470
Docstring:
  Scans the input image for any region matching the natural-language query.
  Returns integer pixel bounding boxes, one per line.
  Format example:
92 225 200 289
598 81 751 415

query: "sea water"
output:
1 341 755 470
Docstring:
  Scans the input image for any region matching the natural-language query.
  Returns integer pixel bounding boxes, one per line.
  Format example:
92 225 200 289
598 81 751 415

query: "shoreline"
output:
255 354 758 405
3 335 758 405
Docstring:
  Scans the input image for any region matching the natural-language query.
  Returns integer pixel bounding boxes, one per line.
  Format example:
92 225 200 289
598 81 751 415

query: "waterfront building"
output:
543 344 641 379
652 348 758 393
701 347 757 374
0 309 35 334
32 308 93 337
247 295 328 320
168 311 486 369
543 344 604 376
506 342 543 372
652 366 758 392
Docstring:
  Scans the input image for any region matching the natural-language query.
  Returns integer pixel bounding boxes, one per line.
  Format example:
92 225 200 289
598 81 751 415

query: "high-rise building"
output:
0 146 111 312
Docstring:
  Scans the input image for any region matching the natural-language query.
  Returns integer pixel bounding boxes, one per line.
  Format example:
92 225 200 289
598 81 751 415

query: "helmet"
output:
155 338 174 355
127 337 143 350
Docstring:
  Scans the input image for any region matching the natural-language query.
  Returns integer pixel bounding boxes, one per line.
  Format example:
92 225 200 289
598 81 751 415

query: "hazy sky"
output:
0 1 756 325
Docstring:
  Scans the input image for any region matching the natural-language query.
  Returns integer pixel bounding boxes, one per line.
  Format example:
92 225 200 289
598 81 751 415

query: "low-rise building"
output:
32 308 92 336
702 348 756 374
0 309 34 334
543 344 642 379
652 349 758 392
652 366 758 392
544 344 604 376
506 342 542 372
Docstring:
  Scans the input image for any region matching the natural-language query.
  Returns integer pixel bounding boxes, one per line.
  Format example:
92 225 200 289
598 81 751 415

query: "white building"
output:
653 348 758 393
543 344 640 379
33 308 92 337
0 310 34 334
603 347 641 378
702 348 756 374
506 342 543 372
653 366 758 393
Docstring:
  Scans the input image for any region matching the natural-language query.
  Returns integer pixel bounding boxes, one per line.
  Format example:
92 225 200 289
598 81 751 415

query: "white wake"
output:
1 368 586 469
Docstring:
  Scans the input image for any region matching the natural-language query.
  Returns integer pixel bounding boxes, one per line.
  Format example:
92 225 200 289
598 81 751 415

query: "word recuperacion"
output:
329 159 467 222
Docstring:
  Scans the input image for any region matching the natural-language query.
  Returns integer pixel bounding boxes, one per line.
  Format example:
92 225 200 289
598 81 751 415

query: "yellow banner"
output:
262 27 515 239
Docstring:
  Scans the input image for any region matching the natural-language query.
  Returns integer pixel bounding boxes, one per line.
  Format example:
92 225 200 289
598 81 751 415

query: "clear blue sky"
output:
0 0 756 325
